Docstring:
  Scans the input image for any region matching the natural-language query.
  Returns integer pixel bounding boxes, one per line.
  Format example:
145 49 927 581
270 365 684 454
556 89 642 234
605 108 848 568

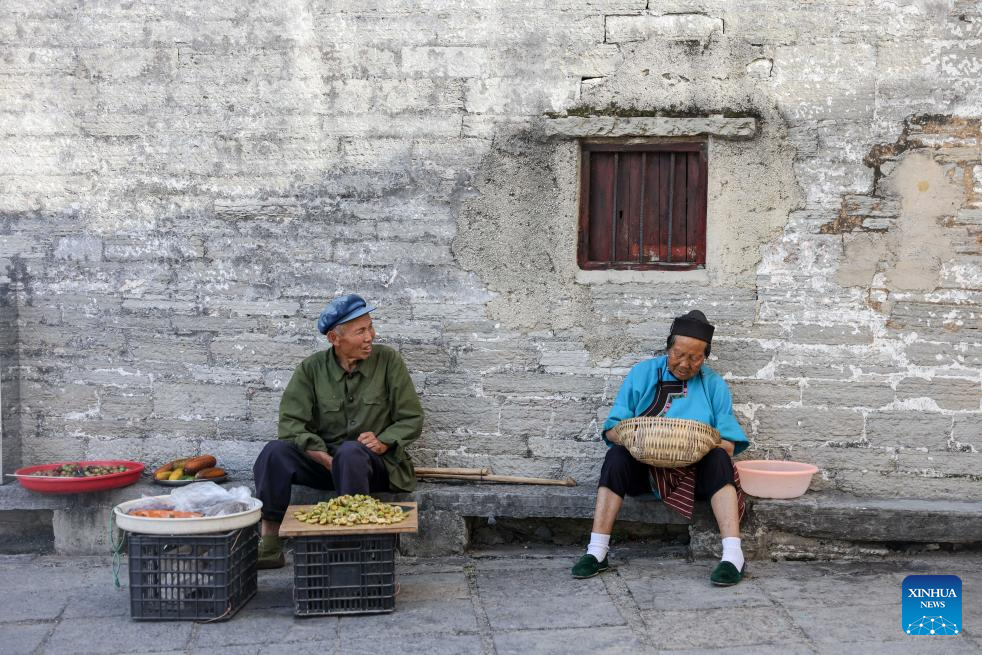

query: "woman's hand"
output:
717 440 735 457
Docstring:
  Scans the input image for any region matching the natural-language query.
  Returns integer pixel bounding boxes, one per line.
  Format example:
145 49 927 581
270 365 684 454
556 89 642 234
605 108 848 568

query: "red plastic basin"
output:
13 460 145 494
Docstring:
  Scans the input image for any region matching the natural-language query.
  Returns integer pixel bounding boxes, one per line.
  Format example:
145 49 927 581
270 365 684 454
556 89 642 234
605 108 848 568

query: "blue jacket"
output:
603 356 749 456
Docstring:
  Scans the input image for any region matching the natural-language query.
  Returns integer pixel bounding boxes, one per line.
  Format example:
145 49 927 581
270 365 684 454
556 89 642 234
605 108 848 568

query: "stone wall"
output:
1 1 979 499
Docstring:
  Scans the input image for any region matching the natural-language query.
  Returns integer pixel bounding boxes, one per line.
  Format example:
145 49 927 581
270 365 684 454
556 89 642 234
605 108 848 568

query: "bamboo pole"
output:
415 467 490 476
479 474 577 487
416 469 577 487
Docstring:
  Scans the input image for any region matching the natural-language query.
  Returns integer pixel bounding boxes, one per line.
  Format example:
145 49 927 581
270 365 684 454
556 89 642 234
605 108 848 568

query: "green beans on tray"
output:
293 494 407 526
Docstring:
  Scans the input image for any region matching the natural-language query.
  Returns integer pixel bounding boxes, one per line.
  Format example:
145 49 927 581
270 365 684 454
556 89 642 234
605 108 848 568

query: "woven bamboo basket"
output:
608 417 721 468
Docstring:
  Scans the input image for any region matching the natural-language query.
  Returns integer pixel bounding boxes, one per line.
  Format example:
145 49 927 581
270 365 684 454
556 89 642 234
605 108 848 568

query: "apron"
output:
640 370 746 522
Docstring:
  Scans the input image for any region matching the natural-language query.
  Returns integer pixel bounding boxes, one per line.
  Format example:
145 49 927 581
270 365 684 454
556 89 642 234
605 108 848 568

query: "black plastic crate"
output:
293 533 398 616
127 526 258 621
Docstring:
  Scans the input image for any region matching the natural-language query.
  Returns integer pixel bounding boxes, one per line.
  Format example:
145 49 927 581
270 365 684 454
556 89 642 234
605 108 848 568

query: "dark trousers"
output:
253 440 390 522
598 444 735 500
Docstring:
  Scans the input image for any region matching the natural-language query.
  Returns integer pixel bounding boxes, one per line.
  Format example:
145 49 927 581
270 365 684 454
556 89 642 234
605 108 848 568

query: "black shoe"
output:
572 554 610 579
710 561 746 586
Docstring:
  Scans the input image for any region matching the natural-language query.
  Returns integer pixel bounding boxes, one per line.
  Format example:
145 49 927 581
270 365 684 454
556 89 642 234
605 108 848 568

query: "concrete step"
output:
753 494 982 544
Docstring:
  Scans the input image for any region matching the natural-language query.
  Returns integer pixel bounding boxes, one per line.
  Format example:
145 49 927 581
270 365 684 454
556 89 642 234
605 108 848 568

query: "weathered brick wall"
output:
1 1 979 499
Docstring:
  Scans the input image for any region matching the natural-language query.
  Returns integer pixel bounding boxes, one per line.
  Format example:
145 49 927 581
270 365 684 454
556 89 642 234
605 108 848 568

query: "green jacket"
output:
277 344 424 492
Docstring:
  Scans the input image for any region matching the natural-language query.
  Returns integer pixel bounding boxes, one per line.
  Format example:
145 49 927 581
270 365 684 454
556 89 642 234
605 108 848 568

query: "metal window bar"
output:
638 152 646 264
667 152 675 263
611 153 619 263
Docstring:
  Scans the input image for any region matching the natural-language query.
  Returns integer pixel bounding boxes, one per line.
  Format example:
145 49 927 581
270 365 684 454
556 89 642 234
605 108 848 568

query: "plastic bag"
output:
169 482 254 516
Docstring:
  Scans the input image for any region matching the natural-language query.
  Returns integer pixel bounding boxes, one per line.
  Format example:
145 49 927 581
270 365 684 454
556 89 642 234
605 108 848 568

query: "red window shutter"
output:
614 152 643 262
586 151 615 264
580 142 706 271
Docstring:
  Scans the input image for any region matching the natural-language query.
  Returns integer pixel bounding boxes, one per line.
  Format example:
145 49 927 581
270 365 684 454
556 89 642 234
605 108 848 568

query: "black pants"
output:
253 440 390 522
598 444 735 500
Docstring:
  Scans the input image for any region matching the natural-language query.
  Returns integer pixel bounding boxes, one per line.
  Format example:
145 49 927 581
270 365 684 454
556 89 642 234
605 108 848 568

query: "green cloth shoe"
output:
257 535 285 570
710 561 745 586
572 554 610 579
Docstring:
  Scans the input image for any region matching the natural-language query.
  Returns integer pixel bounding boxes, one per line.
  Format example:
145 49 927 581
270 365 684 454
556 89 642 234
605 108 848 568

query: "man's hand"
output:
357 431 389 455
305 449 333 472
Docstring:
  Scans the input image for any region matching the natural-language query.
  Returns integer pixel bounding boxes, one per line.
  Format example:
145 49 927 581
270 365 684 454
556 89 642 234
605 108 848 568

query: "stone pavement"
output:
3 545 981 655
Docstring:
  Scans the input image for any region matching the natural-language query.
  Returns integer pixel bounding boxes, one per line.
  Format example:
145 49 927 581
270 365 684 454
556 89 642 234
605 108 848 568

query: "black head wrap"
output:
668 310 714 349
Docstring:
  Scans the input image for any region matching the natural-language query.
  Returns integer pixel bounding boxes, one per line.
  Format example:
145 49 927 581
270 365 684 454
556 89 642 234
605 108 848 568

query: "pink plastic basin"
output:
735 460 818 499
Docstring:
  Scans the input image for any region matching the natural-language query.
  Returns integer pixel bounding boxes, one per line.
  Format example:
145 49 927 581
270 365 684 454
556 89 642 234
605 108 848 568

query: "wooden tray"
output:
279 502 418 537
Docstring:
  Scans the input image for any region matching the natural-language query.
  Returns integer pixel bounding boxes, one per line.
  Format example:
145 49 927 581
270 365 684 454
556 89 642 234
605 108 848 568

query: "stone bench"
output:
751 494 982 560
0 478 688 555
291 479 690 556
3 479 981 559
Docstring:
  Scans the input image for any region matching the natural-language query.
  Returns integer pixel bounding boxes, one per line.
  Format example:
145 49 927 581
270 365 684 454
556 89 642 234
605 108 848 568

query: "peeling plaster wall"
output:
454 31 801 334
1 1 979 498
838 151 964 291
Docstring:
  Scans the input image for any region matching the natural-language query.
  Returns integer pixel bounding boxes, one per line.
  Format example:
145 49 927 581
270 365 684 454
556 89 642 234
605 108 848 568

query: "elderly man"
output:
253 294 424 568
572 310 750 586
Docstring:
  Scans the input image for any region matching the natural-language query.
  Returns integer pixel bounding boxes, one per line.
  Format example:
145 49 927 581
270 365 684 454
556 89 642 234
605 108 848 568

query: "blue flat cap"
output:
317 294 376 334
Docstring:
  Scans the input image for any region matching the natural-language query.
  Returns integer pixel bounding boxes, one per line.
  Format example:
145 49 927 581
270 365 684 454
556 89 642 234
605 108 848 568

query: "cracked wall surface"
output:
0 1 979 499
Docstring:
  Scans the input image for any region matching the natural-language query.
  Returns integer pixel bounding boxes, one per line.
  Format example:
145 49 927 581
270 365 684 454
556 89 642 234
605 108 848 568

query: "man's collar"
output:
326 347 378 380
326 348 346 381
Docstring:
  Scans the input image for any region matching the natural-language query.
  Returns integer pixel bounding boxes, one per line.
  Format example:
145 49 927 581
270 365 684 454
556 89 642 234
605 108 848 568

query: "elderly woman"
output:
572 310 750 586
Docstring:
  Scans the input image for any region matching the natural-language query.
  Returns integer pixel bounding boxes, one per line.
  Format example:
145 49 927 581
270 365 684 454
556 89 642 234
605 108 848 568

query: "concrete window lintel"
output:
575 268 710 285
544 116 757 140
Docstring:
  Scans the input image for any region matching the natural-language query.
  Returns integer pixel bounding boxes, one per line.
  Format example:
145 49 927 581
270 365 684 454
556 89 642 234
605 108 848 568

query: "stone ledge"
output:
2 479 669 518
293 480 687 524
4 481 981 556
0 480 161 511
753 493 982 544
543 116 758 140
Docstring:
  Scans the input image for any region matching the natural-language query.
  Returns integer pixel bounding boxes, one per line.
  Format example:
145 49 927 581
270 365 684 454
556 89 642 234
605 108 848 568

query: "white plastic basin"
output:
114 495 262 535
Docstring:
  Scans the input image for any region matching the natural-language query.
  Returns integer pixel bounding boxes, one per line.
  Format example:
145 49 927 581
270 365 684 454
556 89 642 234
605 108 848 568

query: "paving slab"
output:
4 622 52 655
755 570 904 609
396 570 471 602
339 598 479 636
2 550 981 654
188 610 297 648
812 638 979 654
0 554 108 589
619 559 774 611
642 605 809 650
62 585 133 619
240 643 336 655
787 603 906 644
340 633 484 655
2 588 70 622
280 615 339 643
46 616 195 654
476 566 625 631
659 645 816 655
186 646 260 655
494 626 644 655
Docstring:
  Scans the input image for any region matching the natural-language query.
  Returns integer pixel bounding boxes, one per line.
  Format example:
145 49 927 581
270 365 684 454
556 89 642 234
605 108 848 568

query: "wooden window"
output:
578 142 707 270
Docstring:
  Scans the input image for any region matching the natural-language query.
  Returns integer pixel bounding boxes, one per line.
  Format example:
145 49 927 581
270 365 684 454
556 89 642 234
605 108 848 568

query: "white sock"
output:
586 532 611 561
721 537 744 571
